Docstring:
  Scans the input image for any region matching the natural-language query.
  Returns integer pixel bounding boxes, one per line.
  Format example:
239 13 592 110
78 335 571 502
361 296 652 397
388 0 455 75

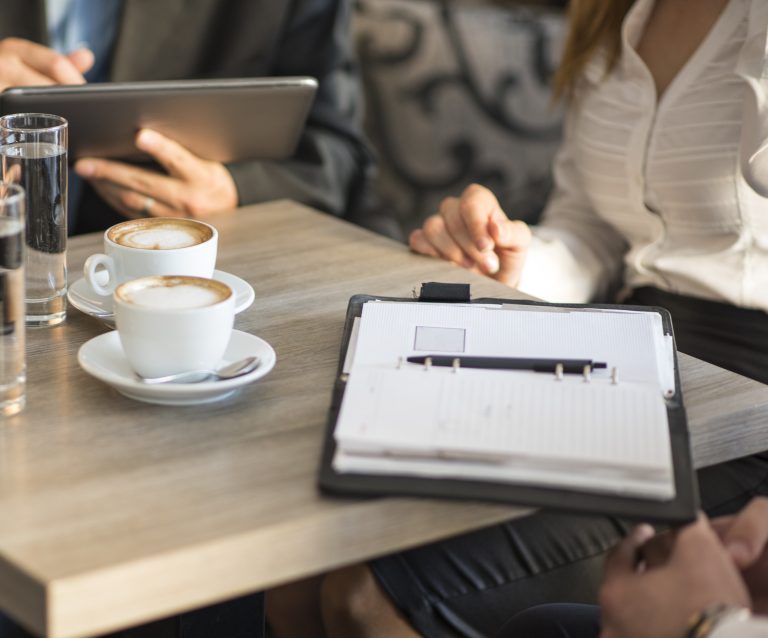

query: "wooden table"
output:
1 201 767 638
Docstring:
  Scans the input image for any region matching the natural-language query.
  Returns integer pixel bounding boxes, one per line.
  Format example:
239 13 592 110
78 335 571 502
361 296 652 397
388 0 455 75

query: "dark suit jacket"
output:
0 0 372 232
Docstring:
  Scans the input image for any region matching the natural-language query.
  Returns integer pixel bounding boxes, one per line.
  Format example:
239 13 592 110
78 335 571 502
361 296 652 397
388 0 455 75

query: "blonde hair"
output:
552 0 635 100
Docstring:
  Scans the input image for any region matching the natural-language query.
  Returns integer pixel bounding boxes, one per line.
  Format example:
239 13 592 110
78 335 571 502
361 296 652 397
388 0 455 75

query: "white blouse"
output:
517 0 768 312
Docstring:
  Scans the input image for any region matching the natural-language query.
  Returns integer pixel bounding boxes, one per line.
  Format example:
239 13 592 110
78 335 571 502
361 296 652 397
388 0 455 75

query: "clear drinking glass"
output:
0 183 26 416
0 113 67 327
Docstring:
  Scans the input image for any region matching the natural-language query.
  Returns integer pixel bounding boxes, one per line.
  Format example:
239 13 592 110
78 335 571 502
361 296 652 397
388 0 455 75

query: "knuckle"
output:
119 190 138 210
0 38 19 52
183 194 207 217
463 183 485 198
48 55 70 77
438 196 458 216
511 220 532 245
422 215 444 239
458 197 484 223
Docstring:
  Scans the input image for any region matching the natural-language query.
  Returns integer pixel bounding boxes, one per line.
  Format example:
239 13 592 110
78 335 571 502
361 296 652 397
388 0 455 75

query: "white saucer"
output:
68 270 255 328
78 329 276 405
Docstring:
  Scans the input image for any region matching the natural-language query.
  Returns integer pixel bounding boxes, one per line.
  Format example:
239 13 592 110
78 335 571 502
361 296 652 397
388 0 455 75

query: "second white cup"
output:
114 275 235 379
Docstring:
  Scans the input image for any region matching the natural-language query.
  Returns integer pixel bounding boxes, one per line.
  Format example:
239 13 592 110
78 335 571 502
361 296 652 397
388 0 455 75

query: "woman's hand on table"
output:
0 38 93 91
74 128 239 219
408 184 532 287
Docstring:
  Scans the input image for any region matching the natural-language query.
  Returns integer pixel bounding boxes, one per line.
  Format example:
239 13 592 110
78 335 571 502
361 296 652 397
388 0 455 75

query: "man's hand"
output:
712 497 768 613
0 38 93 91
408 184 532 287
74 129 239 219
599 518 750 638
639 497 768 614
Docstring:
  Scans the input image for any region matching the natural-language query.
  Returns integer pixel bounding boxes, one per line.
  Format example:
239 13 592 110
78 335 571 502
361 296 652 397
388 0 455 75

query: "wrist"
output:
684 603 751 638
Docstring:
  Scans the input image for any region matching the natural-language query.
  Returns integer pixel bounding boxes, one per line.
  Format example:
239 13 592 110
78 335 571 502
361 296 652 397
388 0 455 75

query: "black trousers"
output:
495 604 599 638
0 593 264 638
369 288 768 638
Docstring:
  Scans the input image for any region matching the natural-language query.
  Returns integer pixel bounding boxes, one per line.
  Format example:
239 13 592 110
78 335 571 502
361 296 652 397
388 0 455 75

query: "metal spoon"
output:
135 356 261 385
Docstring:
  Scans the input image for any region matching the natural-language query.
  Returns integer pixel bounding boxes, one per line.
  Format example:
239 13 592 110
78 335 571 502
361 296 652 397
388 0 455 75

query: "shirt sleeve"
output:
226 0 374 218
736 0 768 197
516 106 627 303
710 615 768 638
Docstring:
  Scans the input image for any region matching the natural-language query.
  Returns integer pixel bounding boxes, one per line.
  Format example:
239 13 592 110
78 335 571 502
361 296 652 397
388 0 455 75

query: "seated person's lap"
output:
368 291 768 638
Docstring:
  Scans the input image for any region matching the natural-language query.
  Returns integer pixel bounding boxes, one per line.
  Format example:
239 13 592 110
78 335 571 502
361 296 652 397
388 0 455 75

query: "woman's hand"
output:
74 129 239 220
409 184 532 287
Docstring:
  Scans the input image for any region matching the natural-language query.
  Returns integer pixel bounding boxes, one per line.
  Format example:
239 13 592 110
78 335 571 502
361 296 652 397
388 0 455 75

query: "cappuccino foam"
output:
118 276 231 310
121 228 200 250
128 284 222 309
109 219 212 250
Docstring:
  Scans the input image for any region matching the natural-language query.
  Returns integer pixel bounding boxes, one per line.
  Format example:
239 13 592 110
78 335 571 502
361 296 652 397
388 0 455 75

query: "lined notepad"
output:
332 301 676 500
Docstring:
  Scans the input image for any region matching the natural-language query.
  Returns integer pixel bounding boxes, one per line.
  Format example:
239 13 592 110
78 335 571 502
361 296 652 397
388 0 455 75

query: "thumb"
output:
722 498 768 568
488 217 531 286
603 524 656 584
67 48 95 75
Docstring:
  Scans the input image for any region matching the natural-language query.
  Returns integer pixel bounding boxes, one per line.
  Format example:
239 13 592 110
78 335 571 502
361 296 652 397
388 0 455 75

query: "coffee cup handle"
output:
84 254 117 297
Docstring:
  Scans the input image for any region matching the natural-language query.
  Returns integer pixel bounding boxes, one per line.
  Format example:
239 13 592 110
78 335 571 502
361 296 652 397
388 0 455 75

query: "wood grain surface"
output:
0 201 766 637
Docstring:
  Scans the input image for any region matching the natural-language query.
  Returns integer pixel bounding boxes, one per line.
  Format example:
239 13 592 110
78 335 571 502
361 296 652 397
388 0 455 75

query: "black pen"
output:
407 356 607 374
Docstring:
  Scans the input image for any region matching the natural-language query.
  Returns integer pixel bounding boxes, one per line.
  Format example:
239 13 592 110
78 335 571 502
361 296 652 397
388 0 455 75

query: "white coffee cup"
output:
84 218 218 297
114 275 235 379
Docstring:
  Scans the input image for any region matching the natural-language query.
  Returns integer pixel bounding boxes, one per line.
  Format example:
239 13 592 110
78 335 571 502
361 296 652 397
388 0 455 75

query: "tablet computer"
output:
0 77 318 163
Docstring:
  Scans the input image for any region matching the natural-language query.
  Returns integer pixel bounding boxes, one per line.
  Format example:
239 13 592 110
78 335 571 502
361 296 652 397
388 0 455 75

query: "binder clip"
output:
582 364 591 383
452 358 460 374
611 367 619 385
424 356 433 371
555 363 564 381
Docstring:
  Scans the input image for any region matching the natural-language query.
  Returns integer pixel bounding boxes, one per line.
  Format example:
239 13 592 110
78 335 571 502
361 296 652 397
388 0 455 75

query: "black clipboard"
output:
318 284 699 524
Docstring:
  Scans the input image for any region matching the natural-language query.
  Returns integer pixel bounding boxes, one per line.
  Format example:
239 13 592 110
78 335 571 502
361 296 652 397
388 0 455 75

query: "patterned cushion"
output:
353 0 566 239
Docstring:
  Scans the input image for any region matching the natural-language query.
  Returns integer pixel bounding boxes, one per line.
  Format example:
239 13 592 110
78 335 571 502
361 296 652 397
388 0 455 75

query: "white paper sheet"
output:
334 301 676 499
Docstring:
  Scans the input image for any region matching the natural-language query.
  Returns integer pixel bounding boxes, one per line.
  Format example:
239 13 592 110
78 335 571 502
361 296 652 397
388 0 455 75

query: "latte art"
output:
117 276 231 310
114 274 235 379
108 219 212 250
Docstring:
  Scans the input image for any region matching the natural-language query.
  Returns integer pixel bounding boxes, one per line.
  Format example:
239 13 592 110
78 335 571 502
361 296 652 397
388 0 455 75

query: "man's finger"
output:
458 184 503 252
0 57 56 90
722 497 768 568
639 529 677 568
90 180 182 220
603 524 655 583
670 516 726 567
75 158 185 208
136 129 201 180
67 48 95 75
3 38 86 84
113 184 182 219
